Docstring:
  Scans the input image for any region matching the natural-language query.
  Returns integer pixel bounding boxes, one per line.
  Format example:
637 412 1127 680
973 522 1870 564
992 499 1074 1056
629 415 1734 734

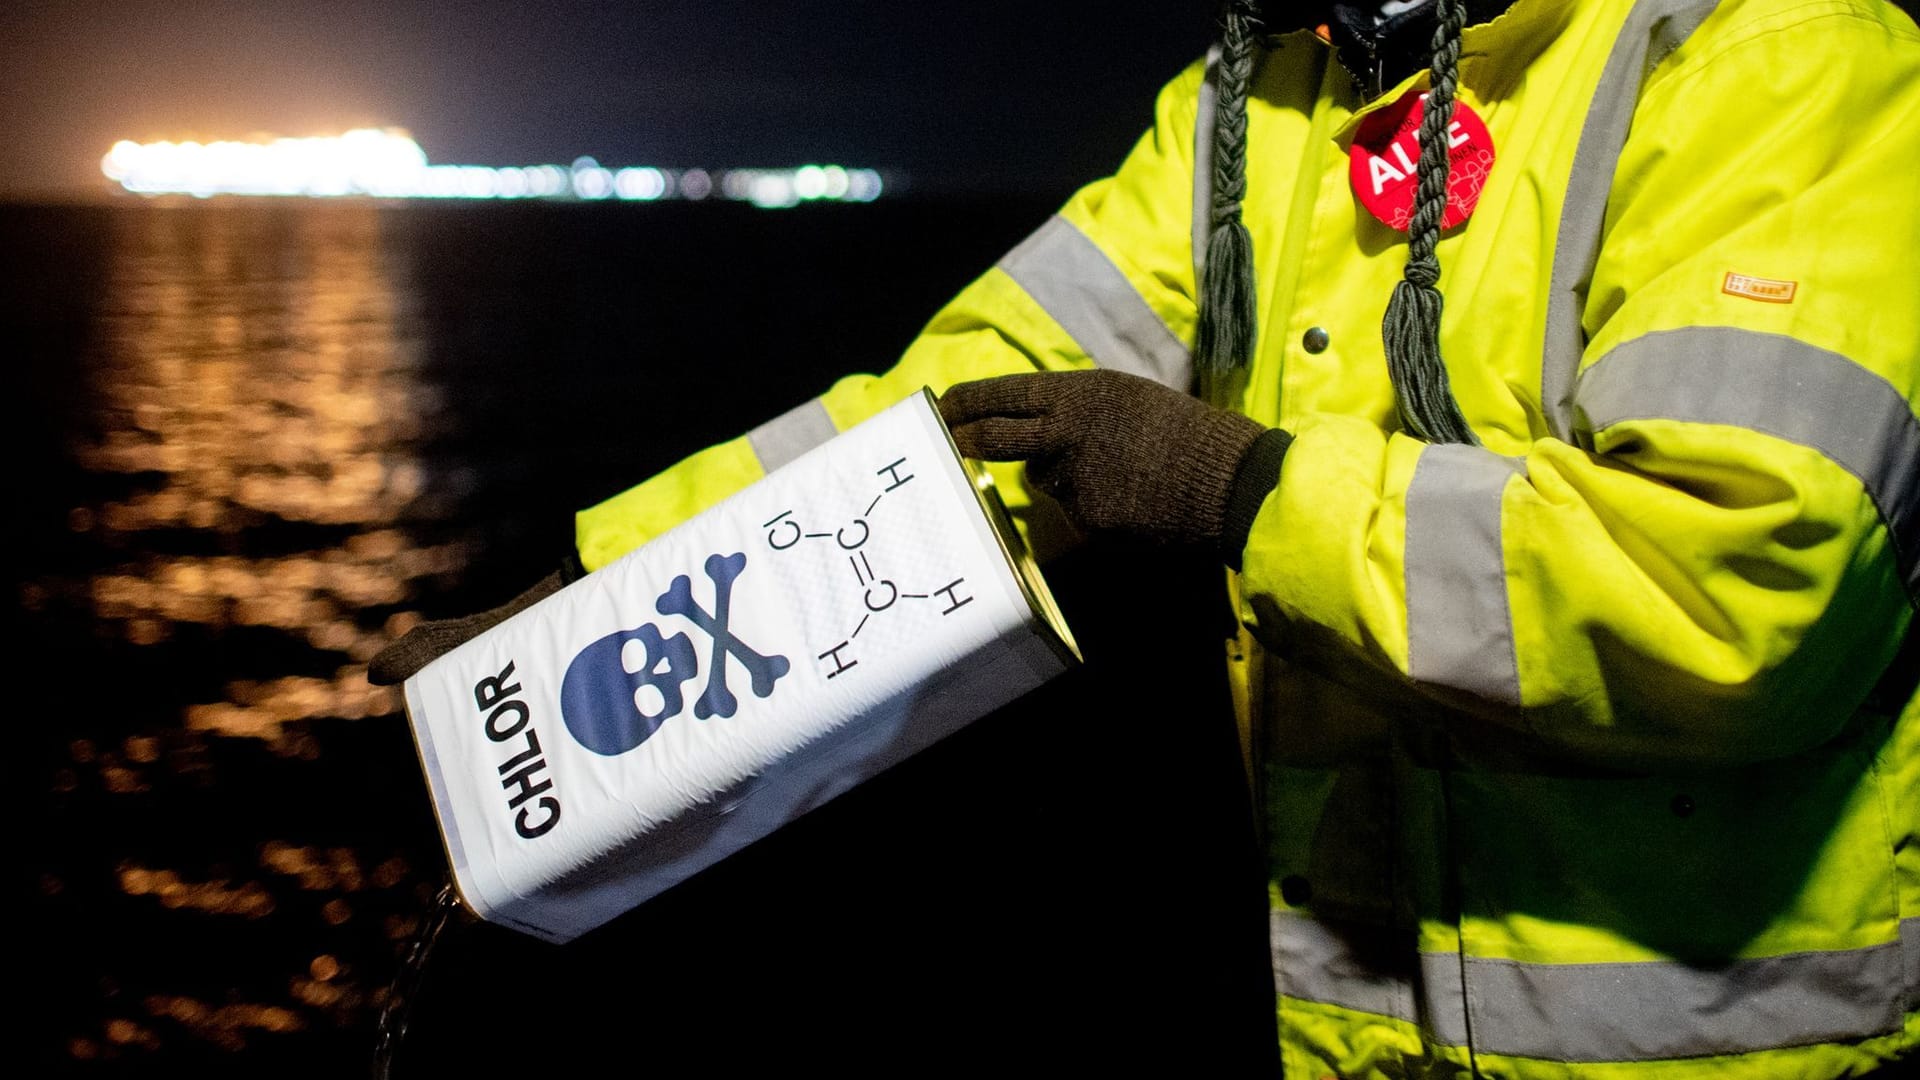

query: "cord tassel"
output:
1198 213 1256 374
1383 266 1474 443
1381 0 1478 445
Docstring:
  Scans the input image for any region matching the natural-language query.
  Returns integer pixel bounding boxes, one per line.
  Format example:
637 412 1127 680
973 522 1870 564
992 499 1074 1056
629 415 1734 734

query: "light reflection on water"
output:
28 203 467 1069
77 206 461 742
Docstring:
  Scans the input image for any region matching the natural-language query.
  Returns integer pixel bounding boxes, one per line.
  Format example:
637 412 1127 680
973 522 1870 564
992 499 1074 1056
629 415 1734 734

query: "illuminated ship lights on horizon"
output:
100 128 885 208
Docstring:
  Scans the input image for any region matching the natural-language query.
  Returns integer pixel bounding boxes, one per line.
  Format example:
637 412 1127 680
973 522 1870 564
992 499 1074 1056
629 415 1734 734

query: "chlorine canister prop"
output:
398 389 1079 942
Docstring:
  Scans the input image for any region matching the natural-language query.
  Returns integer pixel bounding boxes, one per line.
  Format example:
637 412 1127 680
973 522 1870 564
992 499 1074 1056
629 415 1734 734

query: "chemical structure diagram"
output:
761 455 973 680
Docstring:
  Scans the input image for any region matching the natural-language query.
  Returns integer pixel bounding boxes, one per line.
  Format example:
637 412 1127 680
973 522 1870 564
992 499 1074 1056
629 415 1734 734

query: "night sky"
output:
1 1 1215 199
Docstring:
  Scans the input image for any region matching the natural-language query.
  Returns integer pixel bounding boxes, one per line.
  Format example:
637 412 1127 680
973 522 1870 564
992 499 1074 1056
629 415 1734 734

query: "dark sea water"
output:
12 198 1276 1076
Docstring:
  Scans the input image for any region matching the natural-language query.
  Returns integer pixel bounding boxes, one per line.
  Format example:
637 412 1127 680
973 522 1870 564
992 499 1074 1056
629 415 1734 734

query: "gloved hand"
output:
367 557 584 686
938 369 1290 560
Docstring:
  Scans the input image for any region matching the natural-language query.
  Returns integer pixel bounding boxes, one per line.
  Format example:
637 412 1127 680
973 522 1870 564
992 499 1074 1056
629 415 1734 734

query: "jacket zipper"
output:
1364 34 1386 99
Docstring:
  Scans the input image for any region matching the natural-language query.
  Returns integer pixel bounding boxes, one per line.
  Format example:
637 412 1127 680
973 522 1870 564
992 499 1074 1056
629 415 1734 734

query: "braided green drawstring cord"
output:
1196 1 1260 374
1198 0 1477 442
1381 0 1479 445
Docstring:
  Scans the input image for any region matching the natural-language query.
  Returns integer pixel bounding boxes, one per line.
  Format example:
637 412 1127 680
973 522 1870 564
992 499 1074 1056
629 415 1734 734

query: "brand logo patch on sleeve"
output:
1722 272 1797 304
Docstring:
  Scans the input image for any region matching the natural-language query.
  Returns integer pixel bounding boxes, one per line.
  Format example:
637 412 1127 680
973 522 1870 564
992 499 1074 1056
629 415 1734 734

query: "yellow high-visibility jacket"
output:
576 0 1920 1074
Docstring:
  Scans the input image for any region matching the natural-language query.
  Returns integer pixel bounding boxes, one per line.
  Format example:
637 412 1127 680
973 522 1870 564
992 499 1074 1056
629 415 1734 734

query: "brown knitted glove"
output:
367 558 583 686
939 369 1276 551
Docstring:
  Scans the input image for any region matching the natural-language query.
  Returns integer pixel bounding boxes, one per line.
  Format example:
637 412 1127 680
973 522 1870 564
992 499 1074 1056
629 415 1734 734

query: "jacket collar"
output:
1324 0 1521 98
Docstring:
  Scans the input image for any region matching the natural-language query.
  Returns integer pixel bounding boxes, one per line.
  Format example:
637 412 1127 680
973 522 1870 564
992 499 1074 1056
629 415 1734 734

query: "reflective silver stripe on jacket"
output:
1403 445 1525 705
1541 0 1721 441
750 209 1197 473
1192 45 1221 285
1576 327 1920 601
997 215 1194 391
1272 911 1471 1046
1274 910 1920 1060
746 397 838 473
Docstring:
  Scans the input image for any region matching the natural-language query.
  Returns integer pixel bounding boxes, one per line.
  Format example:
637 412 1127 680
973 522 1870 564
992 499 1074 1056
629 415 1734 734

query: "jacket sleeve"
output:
574 59 1212 572
1238 6 1920 769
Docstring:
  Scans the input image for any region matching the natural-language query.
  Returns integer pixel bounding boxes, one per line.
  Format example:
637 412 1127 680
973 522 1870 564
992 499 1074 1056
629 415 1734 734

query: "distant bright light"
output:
101 130 890 206
614 167 666 201
723 169 800 209
528 165 569 197
460 166 499 198
847 169 884 202
495 167 529 198
679 168 712 200
101 129 432 198
570 157 613 199
792 165 827 200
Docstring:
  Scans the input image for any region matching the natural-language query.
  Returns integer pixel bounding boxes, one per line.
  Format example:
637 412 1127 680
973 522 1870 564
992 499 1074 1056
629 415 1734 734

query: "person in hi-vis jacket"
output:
374 1 1920 1074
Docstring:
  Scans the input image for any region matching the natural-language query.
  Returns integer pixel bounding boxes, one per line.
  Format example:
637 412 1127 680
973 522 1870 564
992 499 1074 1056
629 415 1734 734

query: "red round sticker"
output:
1349 91 1494 232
